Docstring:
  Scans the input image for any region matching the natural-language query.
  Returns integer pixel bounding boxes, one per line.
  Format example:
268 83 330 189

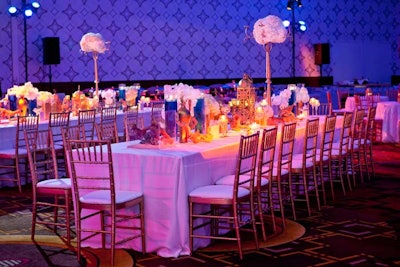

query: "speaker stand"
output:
48 65 53 91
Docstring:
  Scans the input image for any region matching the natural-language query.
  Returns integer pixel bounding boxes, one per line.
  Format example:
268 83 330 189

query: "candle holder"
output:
219 115 229 137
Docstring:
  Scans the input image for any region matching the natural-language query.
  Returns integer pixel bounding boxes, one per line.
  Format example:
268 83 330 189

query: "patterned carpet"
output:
0 143 399 266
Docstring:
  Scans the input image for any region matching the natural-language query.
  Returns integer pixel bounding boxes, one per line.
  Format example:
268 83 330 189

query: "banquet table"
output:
0 109 152 188
375 101 400 143
77 115 343 258
345 95 389 111
0 109 152 150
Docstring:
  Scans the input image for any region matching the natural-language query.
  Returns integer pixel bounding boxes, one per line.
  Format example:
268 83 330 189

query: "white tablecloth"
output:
0 109 152 150
0 109 152 188
375 101 400 143
78 115 343 258
345 96 389 111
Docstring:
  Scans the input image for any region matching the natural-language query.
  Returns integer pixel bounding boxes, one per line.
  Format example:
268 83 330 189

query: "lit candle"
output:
219 115 228 137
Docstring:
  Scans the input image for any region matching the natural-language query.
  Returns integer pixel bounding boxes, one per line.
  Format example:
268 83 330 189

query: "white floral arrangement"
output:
204 93 221 118
309 97 320 109
101 89 116 106
164 83 203 116
253 15 287 45
125 86 138 104
271 87 292 110
80 32 108 54
296 85 310 104
37 91 53 106
7 82 39 101
257 101 274 118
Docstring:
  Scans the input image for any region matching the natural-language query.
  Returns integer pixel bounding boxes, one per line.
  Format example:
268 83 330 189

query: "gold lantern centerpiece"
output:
235 73 256 126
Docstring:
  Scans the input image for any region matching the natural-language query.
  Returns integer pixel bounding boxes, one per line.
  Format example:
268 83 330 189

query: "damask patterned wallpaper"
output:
0 0 399 91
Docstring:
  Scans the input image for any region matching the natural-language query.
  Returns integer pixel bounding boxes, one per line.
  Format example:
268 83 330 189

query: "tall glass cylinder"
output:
8 95 17 111
194 98 206 133
165 100 177 139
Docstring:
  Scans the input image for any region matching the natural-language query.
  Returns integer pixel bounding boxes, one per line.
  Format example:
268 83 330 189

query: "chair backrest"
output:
16 115 39 152
351 109 366 149
100 106 117 122
276 122 296 173
151 101 164 123
319 115 337 159
96 120 119 143
337 89 349 109
124 106 144 141
365 106 376 142
365 94 380 108
65 139 115 209
48 111 71 146
24 129 58 190
326 91 332 105
309 103 332 116
336 112 353 156
234 132 259 198
301 117 320 164
257 127 278 187
78 109 96 139
386 88 398 101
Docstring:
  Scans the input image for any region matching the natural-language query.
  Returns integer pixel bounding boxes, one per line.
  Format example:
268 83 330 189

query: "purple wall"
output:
0 0 399 91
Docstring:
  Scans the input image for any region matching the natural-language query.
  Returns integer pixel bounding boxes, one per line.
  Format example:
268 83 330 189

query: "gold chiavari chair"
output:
331 112 354 195
255 126 278 239
216 127 278 241
124 106 144 142
150 101 164 124
309 103 332 116
349 109 366 187
316 115 337 204
96 106 119 143
0 115 39 192
271 122 296 226
25 129 73 245
189 133 260 260
290 117 321 218
327 91 346 115
361 107 377 181
337 89 349 110
48 111 71 175
65 139 146 265
77 109 96 140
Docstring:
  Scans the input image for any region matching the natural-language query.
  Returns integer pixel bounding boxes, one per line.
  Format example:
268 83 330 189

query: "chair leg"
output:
31 201 37 241
256 191 268 241
53 196 59 233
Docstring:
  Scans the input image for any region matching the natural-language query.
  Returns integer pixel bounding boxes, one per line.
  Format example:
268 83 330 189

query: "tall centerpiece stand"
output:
80 32 108 99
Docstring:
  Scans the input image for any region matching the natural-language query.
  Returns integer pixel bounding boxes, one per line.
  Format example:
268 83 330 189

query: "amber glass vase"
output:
18 97 28 116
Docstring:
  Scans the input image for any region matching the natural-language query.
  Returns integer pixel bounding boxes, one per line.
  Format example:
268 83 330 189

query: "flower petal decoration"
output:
80 32 108 54
253 15 287 45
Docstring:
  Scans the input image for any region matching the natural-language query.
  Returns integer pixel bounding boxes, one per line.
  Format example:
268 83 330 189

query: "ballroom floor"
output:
0 143 399 266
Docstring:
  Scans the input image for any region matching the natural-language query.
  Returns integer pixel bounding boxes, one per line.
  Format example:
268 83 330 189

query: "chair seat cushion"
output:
80 190 143 205
37 178 71 189
272 166 289 177
189 185 250 199
0 148 28 158
215 174 268 187
291 158 314 169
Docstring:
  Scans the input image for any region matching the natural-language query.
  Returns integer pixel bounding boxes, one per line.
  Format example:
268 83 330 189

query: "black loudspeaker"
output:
314 43 330 65
43 37 60 65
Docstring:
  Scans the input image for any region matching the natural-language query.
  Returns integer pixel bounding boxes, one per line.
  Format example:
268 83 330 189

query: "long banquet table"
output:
77 115 343 258
0 109 152 188
375 101 400 143
344 95 389 112
0 109 152 150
